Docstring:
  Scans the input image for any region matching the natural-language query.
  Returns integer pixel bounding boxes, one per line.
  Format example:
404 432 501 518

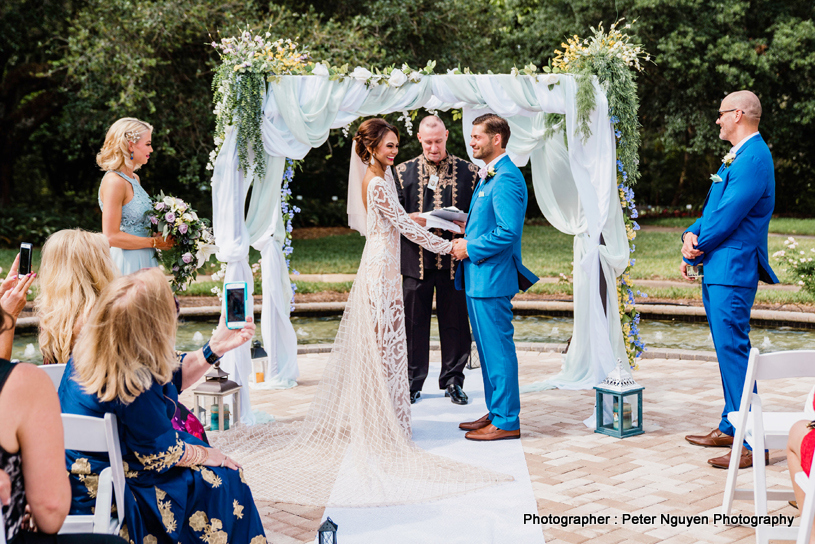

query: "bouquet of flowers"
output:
144 192 218 291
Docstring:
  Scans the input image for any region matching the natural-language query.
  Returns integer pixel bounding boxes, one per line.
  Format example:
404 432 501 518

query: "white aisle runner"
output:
319 364 545 544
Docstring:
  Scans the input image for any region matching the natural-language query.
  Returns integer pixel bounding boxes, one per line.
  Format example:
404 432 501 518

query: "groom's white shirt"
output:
485 152 507 172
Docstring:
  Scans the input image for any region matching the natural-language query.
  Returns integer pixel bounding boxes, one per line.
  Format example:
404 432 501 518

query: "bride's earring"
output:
370 152 377 167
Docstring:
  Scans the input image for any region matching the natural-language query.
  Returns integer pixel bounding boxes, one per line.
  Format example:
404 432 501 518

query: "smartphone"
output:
18 243 33 277
686 264 703 279
224 281 248 330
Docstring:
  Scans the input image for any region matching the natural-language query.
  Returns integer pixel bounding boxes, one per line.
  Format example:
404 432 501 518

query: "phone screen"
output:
19 245 32 276
226 286 246 323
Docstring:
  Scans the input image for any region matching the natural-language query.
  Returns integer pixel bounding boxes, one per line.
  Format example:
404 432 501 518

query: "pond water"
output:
14 314 815 365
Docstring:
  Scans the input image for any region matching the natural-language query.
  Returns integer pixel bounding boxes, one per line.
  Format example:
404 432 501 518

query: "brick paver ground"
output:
180 350 809 543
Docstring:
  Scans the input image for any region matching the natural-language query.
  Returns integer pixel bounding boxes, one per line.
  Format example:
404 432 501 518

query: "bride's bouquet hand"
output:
152 234 175 251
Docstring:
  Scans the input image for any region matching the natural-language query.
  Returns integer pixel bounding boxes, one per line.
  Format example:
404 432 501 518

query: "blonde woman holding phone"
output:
97 118 172 275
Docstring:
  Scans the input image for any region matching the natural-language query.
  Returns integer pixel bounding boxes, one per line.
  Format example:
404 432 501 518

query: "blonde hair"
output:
35 230 119 365
73 268 178 404
96 117 153 172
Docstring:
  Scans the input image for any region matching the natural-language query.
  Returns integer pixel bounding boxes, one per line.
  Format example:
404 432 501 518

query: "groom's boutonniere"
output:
485 166 496 180
722 151 736 168
710 174 723 183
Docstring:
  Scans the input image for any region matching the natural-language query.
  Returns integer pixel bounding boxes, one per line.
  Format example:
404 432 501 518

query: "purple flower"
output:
178 223 189 234
150 215 158 225
177 202 187 212
165 212 176 223
173 265 180 272
182 252 193 264
155 202 165 211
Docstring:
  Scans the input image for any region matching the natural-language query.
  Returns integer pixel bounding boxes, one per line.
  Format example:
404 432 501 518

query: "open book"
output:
418 207 467 234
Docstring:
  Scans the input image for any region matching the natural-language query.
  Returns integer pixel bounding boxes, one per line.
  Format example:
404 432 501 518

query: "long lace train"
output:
213 172 512 506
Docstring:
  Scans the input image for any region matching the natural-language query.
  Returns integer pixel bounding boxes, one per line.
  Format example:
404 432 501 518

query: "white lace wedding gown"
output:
214 172 511 506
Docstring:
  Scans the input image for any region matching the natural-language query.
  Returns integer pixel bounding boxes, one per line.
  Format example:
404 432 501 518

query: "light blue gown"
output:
99 171 158 275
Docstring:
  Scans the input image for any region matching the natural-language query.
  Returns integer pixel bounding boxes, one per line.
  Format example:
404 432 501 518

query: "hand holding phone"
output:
18 243 32 278
224 282 248 330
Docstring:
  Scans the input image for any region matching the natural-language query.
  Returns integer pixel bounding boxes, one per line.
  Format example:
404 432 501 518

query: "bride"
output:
215 119 510 507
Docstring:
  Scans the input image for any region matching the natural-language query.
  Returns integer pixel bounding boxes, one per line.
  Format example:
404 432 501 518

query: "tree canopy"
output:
1 0 813 243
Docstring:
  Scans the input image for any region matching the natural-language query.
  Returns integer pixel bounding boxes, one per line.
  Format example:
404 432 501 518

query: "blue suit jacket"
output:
684 135 779 287
455 155 539 298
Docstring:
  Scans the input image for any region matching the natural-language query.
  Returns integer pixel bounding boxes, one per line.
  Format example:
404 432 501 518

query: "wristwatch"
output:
202 341 222 365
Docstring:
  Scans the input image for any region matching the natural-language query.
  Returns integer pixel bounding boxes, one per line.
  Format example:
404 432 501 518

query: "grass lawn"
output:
639 216 815 236
5 221 815 305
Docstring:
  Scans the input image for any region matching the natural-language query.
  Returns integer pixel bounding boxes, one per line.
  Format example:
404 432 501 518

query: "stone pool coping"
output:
14 300 815 332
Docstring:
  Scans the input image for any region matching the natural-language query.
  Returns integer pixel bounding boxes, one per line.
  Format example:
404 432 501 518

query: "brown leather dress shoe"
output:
685 428 734 447
465 423 520 441
459 413 491 431
707 449 770 469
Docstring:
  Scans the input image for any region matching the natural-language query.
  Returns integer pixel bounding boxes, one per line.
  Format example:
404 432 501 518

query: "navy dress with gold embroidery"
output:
58 358 266 544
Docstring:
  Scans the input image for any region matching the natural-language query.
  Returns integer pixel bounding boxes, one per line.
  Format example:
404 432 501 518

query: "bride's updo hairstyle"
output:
96 117 153 172
353 118 400 165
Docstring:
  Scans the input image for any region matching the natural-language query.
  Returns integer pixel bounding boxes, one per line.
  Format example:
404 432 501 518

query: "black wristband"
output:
202 341 222 365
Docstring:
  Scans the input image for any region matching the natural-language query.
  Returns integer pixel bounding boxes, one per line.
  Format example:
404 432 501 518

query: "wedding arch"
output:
209 25 647 424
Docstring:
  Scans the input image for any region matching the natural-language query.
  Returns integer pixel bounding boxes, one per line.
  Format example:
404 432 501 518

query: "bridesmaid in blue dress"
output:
97 118 173 275
59 269 266 544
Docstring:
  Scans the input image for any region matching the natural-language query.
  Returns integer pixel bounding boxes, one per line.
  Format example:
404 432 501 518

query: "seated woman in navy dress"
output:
59 268 265 544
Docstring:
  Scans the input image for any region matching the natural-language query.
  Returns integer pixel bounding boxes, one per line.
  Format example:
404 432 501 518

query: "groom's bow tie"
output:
478 167 488 180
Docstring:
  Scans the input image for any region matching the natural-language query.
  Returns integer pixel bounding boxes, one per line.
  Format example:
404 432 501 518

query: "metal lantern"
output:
318 517 338 544
594 359 644 439
250 340 268 384
192 362 241 432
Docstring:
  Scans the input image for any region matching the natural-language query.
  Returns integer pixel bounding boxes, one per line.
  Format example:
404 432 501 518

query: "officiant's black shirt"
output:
395 153 478 280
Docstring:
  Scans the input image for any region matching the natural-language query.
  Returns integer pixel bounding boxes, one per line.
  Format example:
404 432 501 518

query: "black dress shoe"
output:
410 390 421 404
444 384 468 405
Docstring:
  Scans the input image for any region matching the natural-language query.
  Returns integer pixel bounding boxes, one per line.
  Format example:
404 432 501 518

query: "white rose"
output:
183 213 193 222
388 68 408 87
408 71 423 83
350 66 372 82
312 62 329 77
163 196 174 206
537 74 558 85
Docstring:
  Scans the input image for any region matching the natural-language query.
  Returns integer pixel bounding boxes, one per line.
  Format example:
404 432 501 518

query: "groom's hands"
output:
451 239 468 260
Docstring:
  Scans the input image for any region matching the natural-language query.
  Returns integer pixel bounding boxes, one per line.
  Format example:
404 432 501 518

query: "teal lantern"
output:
594 359 644 439
318 517 338 544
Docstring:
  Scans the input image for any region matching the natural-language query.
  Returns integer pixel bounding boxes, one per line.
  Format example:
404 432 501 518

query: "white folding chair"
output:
0 508 6 544
755 450 815 543
39 363 66 390
59 413 125 535
722 348 815 519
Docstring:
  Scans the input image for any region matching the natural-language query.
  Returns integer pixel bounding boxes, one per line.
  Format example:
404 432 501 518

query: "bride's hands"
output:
204 447 242 470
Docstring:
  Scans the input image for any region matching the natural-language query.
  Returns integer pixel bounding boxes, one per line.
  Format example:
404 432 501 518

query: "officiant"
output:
395 115 478 406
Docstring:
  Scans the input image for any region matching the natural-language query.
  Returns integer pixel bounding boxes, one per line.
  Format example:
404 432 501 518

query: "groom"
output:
451 113 538 441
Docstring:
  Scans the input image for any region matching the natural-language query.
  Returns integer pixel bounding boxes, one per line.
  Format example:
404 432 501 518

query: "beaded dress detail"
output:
98 171 158 275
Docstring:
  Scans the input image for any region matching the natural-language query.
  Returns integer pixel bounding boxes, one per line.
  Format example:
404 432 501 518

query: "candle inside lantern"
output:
256 372 265 383
612 398 633 431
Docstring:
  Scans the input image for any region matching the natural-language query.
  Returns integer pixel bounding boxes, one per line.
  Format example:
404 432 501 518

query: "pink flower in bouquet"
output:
150 215 158 225
178 223 189 234
165 212 176 223
178 202 187 212
155 202 165 211
182 252 193 264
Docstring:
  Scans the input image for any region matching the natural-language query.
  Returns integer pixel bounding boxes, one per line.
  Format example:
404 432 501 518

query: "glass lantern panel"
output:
598 392 618 431
625 393 640 429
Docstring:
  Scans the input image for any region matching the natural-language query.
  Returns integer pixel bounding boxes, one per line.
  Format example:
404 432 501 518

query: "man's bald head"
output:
724 91 762 125
417 115 448 163
419 115 446 132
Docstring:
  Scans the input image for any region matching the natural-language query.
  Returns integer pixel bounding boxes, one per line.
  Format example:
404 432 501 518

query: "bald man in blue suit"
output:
451 114 538 441
681 91 778 469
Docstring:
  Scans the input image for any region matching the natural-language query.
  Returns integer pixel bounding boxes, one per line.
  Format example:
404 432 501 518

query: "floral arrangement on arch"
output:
546 19 650 366
774 238 815 296
145 193 217 292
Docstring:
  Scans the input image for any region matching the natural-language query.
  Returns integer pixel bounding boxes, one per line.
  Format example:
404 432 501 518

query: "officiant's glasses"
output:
717 108 741 119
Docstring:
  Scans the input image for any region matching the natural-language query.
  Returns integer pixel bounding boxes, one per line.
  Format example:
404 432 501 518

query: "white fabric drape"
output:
212 73 633 422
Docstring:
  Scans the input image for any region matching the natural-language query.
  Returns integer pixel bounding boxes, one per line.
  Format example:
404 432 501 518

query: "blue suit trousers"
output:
702 283 757 445
466 295 520 431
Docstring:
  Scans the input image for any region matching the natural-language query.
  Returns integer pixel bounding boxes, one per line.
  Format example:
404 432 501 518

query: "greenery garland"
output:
548 20 649 366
